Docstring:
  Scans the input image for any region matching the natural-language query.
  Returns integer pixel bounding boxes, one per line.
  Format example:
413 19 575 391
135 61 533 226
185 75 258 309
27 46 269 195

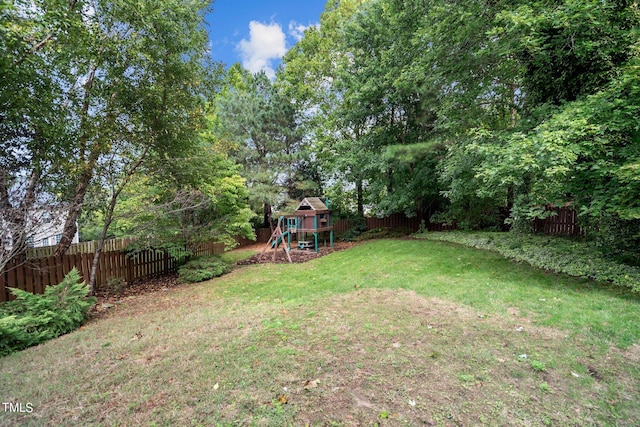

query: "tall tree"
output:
53 0 216 255
1 0 84 269
472 0 640 231
280 0 372 217
1 0 216 268
105 140 255 256
215 66 303 225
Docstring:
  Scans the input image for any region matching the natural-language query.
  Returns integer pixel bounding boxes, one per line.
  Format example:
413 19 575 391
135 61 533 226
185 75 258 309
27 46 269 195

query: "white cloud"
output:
237 21 287 79
288 21 319 42
289 21 308 42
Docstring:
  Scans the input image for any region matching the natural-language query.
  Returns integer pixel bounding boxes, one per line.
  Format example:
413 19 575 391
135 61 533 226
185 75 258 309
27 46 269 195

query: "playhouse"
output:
263 197 334 261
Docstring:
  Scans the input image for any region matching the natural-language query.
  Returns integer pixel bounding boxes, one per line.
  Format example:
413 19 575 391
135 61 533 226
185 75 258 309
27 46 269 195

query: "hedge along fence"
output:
1 241 225 302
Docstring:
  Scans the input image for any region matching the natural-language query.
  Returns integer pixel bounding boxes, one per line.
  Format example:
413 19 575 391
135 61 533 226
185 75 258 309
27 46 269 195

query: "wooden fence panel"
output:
7 266 16 301
24 263 34 294
533 207 581 236
332 214 455 234
32 260 41 295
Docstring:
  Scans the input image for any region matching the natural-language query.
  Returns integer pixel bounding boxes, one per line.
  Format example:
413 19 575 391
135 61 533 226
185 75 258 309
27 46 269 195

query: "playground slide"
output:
271 231 290 248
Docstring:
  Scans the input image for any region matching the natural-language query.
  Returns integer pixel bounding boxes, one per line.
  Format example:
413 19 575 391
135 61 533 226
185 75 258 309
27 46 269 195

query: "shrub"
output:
353 227 413 241
341 217 368 242
178 255 231 283
590 214 640 267
0 269 95 357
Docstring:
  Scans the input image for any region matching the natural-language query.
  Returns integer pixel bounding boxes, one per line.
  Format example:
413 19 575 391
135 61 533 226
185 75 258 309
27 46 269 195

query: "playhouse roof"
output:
296 197 329 211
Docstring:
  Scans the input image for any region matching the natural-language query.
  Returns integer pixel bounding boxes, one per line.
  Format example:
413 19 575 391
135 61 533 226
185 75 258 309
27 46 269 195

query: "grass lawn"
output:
1 239 638 426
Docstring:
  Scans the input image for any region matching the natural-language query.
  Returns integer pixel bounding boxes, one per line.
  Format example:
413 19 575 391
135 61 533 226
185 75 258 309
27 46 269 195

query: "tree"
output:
107 139 255 256
54 0 217 256
335 0 446 218
284 0 639 241
280 0 372 217
215 66 303 225
1 0 84 268
1 0 216 271
472 0 640 232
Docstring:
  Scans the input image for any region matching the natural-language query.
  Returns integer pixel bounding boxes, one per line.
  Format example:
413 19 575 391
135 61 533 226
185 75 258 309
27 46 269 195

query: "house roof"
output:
296 197 329 211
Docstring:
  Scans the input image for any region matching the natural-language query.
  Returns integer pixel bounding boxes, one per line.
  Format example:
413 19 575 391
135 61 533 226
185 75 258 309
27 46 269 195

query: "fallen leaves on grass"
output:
303 379 320 390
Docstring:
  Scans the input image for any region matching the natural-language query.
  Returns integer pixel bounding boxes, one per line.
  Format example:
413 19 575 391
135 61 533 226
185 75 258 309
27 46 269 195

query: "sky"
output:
204 0 327 78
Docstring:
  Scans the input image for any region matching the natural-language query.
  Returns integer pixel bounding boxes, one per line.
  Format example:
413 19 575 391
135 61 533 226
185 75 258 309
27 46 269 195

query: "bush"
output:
415 231 640 294
0 269 95 357
353 227 413 241
341 217 368 242
590 214 640 267
178 255 231 283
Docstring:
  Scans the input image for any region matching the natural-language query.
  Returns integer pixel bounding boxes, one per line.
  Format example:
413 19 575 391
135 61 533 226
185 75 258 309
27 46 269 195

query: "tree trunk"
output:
55 61 101 257
356 179 364 218
54 165 94 256
88 192 117 295
263 202 273 230
87 142 153 294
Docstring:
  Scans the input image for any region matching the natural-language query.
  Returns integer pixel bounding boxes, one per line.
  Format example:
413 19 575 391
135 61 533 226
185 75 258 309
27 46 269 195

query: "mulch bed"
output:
236 241 356 265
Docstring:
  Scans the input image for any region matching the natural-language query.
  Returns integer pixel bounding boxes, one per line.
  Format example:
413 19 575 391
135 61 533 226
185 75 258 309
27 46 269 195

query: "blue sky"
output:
204 0 327 78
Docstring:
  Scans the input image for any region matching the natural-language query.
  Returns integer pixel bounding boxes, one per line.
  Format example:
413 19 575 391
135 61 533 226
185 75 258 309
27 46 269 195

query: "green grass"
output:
416 231 640 293
220 247 260 264
1 239 638 426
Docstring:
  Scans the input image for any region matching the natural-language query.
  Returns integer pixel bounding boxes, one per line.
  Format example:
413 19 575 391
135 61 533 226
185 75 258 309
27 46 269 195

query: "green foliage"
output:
416 231 640 294
530 360 546 372
496 0 638 105
2 0 218 264
278 0 640 248
339 216 367 242
214 67 306 220
591 214 640 267
0 269 95 357
110 140 255 252
178 256 232 283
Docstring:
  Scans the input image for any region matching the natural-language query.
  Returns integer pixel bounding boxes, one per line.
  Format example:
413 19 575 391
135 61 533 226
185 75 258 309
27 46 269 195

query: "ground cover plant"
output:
416 231 640 293
1 240 638 426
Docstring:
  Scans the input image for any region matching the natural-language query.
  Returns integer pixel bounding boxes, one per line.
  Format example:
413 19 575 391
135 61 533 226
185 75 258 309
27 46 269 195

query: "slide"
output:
271 231 290 248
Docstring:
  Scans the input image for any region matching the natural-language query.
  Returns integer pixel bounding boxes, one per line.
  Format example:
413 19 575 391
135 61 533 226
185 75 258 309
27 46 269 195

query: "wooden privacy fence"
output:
333 213 456 234
532 207 582 236
1 241 225 302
